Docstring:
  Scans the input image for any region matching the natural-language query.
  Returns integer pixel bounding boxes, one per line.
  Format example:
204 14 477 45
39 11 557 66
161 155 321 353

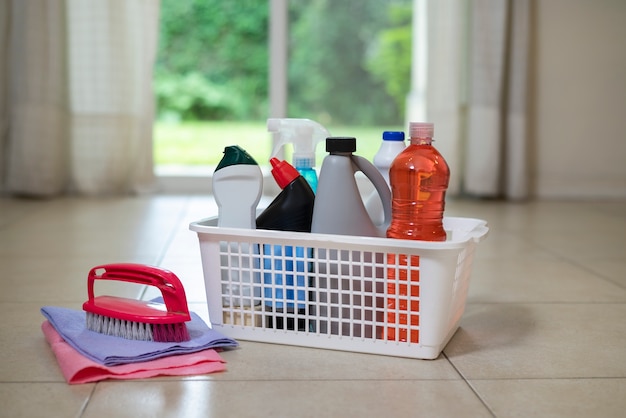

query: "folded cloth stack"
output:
40 304 238 384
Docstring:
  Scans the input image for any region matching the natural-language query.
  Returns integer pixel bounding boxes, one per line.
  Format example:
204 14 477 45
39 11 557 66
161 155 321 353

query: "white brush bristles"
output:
86 312 154 341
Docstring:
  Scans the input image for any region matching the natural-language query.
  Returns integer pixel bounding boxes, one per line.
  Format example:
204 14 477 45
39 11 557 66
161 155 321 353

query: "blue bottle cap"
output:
382 131 405 141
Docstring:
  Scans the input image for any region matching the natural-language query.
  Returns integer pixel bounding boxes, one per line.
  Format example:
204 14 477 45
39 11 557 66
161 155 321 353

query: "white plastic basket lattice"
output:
189 217 488 359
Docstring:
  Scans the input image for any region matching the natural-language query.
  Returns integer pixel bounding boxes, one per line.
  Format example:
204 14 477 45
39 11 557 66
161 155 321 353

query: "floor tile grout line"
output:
3 375 624 384
78 385 97 418
443 351 497 417
156 195 195 267
55 377 471 384
466 301 626 305
139 196 193 301
0 197 54 231
522 235 626 290
561 260 626 291
449 376 626 381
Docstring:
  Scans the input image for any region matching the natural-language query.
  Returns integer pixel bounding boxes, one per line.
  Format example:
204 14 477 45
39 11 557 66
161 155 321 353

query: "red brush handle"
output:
87 263 189 315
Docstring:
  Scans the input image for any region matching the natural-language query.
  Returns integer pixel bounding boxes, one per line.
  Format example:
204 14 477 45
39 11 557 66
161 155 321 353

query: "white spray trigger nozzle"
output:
267 118 331 170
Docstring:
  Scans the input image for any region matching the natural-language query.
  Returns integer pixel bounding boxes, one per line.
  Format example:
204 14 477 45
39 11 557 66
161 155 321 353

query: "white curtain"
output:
408 0 530 200
0 0 159 196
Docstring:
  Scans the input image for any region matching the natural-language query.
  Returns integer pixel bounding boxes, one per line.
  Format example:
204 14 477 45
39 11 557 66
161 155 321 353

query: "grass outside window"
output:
154 121 401 167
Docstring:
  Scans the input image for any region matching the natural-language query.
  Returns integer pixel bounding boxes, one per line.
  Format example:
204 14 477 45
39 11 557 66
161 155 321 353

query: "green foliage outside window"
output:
155 0 412 125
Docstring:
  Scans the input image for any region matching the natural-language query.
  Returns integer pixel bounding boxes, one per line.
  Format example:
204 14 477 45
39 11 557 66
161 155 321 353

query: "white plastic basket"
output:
189 217 488 359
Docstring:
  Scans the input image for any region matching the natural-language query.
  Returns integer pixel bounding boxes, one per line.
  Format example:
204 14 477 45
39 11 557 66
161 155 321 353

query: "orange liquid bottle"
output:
384 122 450 343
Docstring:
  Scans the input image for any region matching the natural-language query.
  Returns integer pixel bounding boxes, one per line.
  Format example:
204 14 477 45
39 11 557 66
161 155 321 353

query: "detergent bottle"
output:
212 145 263 326
267 118 331 193
311 136 391 237
365 131 406 226
310 136 392 337
256 158 315 331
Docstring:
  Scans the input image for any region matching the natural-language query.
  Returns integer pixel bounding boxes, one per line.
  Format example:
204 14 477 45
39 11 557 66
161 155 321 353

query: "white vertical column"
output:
423 0 465 196
405 0 428 127
269 0 288 119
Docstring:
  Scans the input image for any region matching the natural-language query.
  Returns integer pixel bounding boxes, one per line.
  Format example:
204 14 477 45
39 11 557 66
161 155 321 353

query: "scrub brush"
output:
83 263 192 342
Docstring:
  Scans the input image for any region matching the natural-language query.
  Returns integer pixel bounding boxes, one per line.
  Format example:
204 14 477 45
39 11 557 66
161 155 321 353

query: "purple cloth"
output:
41 304 238 367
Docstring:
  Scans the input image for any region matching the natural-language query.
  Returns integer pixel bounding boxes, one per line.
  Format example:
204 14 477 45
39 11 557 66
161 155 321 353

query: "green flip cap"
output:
215 145 259 171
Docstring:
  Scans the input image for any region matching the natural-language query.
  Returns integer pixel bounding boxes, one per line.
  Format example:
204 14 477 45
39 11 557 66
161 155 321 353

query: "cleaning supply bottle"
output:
213 145 263 229
267 118 331 193
311 136 392 237
365 131 406 226
256 158 315 331
256 158 315 232
212 145 263 326
387 123 449 241
311 136 392 337
384 122 450 343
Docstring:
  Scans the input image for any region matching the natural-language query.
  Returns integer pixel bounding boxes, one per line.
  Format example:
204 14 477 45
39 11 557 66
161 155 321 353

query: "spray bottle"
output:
267 118 331 193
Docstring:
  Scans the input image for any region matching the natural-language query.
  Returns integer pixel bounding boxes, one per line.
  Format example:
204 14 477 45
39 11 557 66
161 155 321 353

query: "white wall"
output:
533 0 626 199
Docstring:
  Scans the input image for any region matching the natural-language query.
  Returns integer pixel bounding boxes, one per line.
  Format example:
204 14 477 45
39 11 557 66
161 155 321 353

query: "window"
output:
154 0 412 192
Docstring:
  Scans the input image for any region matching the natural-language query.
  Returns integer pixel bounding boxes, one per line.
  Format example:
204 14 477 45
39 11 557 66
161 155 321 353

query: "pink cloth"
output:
42 321 226 384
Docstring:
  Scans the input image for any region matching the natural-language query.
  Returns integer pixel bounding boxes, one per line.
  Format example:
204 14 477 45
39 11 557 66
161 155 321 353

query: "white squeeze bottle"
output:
365 131 406 226
213 145 263 229
212 145 263 325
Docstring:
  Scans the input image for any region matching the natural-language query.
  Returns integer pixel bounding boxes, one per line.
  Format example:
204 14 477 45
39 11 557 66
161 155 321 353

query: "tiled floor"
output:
1 195 625 417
